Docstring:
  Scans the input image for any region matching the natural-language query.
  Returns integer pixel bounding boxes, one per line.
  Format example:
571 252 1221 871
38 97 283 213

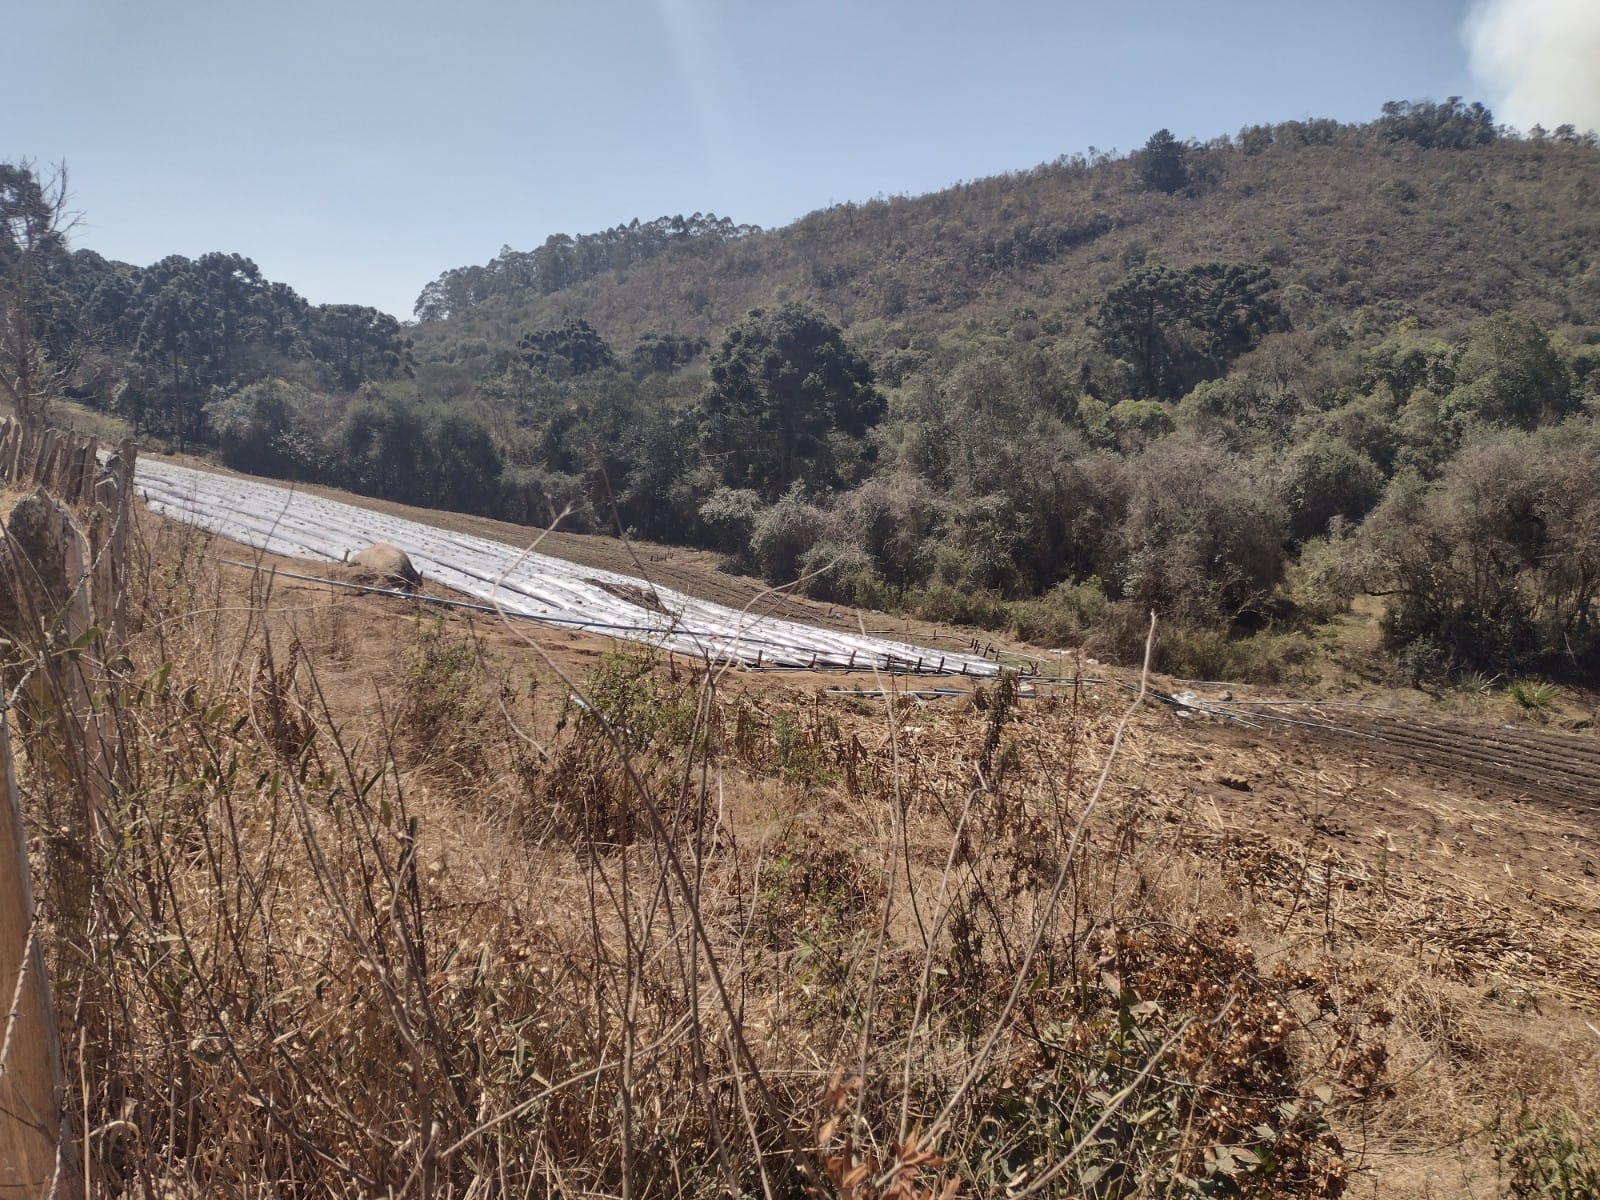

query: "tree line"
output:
3 162 413 446
412 213 760 322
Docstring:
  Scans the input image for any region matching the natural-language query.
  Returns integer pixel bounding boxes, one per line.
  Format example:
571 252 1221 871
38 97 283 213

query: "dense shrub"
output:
1363 428 1600 673
909 584 1010 630
795 540 876 602
1114 437 1287 624
1278 434 1387 542
206 379 325 480
750 488 836 584
1445 313 1577 429
697 486 763 559
1010 579 1109 647
836 474 941 587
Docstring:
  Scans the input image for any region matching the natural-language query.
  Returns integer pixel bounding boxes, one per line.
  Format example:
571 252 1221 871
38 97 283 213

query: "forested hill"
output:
409 105 1600 371
355 101 1600 685
10 101 1600 683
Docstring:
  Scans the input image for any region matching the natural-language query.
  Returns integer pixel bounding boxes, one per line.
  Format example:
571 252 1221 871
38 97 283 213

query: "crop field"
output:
135 457 999 675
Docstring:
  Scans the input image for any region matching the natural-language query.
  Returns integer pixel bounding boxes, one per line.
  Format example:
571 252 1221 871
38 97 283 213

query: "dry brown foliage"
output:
7 515 1597 1197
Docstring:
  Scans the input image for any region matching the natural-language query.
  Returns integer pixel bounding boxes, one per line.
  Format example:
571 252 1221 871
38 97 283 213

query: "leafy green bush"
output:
206 378 331 479
909 584 1010 630
1494 1110 1600 1200
397 617 491 771
1507 678 1561 711
581 647 702 753
1285 529 1368 623
1011 579 1109 646
1158 628 1315 684
696 486 763 560
795 540 876 602
1115 437 1287 625
1363 431 1600 673
1452 669 1498 695
750 488 835 584
1445 313 1577 430
1279 434 1386 542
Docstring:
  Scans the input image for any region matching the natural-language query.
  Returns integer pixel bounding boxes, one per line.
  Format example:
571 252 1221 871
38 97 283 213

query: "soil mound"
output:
341 543 422 592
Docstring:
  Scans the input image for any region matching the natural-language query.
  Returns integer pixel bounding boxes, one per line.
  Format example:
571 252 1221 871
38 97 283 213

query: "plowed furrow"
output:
1294 710 1600 804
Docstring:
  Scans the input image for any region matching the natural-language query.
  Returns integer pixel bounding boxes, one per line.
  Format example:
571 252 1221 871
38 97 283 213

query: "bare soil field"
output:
93 470 1600 1196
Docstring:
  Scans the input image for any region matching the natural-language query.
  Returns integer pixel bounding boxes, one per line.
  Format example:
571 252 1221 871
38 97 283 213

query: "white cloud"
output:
1464 0 1600 132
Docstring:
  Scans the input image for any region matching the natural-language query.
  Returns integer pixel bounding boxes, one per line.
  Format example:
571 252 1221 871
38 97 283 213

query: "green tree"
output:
1445 313 1575 429
1095 263 1286 399
1096 265 1202 396
0 161 75 427
1115 436 1285 624
1106 398 1174 451
1361 330 1457 399
127 252 300 444
1363 430 1600 672
698 304 884 501
1134 129 1189 194
629 331 706 376
423 409 502 514
206 379 324 479
519 318 617 377
1378 98 1497 149
133 282 201 444
1278 434 1385 542
310 303 414 389
340 390 428 503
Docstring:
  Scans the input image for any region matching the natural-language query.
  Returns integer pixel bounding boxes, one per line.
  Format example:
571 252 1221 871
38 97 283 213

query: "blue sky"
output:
5 0 1589 319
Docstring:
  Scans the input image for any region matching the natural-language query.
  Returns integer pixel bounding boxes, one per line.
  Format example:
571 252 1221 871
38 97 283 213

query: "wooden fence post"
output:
0 712 79 1197
60 503 117 849
0 424 133 1198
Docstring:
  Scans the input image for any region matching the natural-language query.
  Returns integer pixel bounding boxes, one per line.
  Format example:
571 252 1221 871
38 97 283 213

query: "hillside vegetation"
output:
411 104 1597 350
7 100 1600 683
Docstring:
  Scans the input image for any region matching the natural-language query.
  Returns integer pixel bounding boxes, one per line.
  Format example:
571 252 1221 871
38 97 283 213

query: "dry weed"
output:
12 519 1593 1198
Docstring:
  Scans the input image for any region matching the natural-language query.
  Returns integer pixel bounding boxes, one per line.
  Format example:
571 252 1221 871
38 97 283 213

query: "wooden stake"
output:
0 712 81 1196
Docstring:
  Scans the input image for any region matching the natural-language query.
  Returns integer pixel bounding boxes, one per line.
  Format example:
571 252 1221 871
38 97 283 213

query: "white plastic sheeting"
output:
134 458 998 675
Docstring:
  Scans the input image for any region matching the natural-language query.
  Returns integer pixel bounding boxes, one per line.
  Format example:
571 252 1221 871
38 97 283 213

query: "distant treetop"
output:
1378 98 1498 149
1134 129 1190 194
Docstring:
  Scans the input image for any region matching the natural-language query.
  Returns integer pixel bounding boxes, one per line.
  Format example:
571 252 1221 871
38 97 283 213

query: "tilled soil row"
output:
1296 708 1600 806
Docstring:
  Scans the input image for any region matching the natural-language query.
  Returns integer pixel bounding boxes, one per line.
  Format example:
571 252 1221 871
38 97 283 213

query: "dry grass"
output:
10 514 1600 1197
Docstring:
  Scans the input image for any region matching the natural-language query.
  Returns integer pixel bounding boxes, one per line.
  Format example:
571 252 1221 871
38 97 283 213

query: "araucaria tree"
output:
1095 262 1287 400
0 161 74 427
1134 128 1190 194
698 304 884 501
